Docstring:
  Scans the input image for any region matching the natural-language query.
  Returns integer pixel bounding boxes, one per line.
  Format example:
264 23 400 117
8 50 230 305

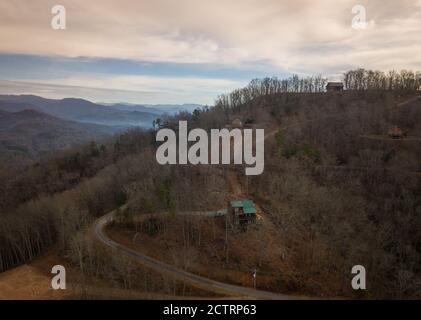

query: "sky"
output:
0 0 421 105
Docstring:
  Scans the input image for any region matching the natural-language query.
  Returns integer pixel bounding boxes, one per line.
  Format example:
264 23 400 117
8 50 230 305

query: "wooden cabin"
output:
225 118 243 129
326 82 344 92
228 199 257 225
231 118 243 128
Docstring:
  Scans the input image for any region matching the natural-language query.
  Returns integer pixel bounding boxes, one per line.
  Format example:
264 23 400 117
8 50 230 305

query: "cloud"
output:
0 0 420 103
0 74 245 105
0 0 420 73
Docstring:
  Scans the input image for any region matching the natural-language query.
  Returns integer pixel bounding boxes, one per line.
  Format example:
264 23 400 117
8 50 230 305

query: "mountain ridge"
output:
0 108 119 158
0 95 159 128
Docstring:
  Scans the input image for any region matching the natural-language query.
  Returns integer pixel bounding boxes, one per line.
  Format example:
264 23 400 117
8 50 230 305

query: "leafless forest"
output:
0 69 420 298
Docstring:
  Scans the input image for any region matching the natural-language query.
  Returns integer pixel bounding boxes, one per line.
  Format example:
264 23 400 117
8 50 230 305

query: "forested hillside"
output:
0 69 420 298
0 109 117 159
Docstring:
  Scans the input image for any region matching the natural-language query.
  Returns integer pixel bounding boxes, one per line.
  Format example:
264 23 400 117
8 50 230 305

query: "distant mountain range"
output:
0 108 118 158
0 95 155 128
0 94 202 158
0 95 202 126
100 102 203 115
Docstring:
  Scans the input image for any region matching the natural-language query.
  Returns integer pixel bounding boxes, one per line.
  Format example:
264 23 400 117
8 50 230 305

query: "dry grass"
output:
0 251 77 300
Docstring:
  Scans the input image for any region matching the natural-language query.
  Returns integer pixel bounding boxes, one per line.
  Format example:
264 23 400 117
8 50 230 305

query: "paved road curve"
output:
93 211 303 300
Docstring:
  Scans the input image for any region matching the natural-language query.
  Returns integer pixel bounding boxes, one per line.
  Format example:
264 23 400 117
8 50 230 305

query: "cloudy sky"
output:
0 0 420 104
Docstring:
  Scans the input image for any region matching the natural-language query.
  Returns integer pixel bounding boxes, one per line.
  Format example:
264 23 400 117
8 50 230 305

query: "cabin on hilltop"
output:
326 82 344 92
225 117 256 129
231 118 243 128
225 117 243 129
228 199 257 225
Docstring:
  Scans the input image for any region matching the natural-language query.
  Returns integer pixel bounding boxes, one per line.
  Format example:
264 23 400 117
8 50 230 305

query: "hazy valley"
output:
0 95 202 159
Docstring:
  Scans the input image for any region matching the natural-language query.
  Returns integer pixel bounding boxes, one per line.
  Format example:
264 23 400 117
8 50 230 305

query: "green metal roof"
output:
243 206 257 214
230 199 257 214
230 200 244 208
242 199 255 208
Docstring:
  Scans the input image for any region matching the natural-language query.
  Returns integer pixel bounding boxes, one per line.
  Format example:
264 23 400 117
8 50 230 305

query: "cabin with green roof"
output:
228 199 257 225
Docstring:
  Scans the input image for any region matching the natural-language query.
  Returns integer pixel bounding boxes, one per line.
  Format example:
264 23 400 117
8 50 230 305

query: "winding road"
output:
93 211 302 300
